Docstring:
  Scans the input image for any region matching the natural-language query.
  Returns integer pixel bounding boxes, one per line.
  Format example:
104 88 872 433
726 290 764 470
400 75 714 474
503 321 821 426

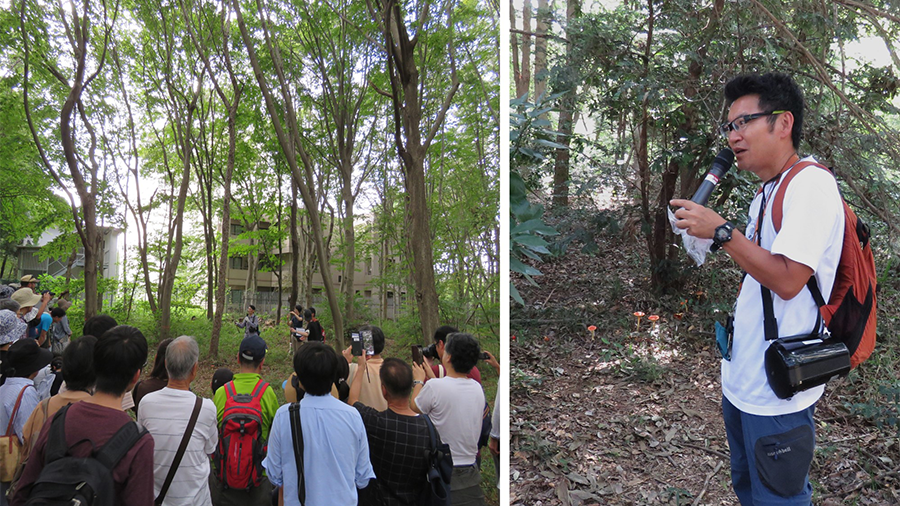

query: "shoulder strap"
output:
44 403 71 464
155 396 203 505
289 402 305 505
249 378 268 399
760 163 830 339
40 397 50 421
772 161 831 233
95 420 146 471
5 385 32 437
224 380 236 399
422 414 437 453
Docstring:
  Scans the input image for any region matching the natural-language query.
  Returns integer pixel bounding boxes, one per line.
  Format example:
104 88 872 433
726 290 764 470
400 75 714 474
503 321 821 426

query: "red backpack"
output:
771 161 877 368
214 379 269 489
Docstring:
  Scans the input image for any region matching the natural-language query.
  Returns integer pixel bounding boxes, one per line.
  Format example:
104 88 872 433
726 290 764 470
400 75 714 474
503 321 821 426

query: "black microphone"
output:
690 148 735 205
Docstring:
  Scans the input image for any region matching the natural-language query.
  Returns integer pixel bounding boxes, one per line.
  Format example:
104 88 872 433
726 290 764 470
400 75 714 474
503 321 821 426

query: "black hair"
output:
83 314 118 339
359 325 385 355
93 325 148 396
211 367 234 395
148 338 174 381
50 307 66 318
63 335 97 392
444 332 480 374
294 342 337 396
724 72 805 150
433 325 459 344
380 358 413 399
249 305 256 311
309 307 316 316
334 353 350 402
303 309 312 320
294 304 303 313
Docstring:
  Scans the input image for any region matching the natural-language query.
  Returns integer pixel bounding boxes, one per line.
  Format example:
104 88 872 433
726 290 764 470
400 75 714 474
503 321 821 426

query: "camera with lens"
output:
420 343 439 360
41 290 55 297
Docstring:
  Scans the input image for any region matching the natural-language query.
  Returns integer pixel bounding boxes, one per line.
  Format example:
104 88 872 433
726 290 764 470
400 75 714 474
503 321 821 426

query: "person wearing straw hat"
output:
0 339 52 505
17 277 38 294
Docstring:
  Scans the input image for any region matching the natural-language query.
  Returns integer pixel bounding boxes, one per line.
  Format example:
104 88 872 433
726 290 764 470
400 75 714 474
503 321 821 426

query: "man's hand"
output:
411 361 427 383
356 350 368 367
41 292 52 304
670 199 727 239
484 351 500 375
488 436 500 457
341 346 353 364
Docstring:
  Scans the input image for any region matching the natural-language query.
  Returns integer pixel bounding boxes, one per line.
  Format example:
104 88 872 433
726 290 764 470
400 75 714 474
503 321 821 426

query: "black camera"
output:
421 343 439 360
41 290 55 297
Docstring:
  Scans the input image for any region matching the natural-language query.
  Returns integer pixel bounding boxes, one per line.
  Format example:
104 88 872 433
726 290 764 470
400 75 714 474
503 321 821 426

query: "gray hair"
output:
165 335 199 381
0 300 20 313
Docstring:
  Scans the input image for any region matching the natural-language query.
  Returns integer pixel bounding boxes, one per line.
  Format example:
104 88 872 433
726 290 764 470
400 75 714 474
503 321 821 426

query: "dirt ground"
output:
510 246 900 505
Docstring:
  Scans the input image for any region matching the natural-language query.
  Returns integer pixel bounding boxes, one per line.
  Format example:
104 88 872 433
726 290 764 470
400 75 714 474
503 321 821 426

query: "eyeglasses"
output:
719 110 786 138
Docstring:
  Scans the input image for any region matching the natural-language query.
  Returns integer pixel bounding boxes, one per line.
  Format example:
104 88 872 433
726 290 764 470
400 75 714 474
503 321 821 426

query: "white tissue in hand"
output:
668 207 713 266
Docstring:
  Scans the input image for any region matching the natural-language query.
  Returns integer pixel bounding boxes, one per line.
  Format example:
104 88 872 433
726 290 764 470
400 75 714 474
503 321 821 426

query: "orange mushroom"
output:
648 315 659 322
634 311 645 330
588 325 597 341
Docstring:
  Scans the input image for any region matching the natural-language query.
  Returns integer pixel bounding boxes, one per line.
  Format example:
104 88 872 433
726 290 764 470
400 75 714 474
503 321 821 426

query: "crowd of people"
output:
0 280 499 506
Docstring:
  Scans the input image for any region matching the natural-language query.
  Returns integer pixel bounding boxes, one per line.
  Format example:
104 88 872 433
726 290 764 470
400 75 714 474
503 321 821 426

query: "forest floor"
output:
509 206 900 505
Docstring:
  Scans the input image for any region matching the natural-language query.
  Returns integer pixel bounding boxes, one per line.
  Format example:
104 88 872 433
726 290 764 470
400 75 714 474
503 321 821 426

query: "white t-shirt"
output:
414 376 484 466
137 387 218 506
723 158 844 416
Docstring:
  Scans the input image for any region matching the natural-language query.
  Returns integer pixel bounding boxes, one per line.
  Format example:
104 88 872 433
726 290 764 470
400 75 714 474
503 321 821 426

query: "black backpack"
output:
421 414 452 506
24 404 147 506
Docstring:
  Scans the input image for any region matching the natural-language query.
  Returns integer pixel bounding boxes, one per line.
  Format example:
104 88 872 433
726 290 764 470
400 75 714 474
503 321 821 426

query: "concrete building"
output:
16 227 122 305
225 220 407 319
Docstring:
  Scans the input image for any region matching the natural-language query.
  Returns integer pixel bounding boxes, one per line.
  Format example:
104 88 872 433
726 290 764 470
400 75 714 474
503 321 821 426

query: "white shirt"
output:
723 158 844 416
414 376 485 466
137 387 218 506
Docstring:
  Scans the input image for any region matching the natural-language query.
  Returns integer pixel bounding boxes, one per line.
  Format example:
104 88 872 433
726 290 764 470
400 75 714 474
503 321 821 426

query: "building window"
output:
229 256 248 270
231 223 245 236
365 258 372 276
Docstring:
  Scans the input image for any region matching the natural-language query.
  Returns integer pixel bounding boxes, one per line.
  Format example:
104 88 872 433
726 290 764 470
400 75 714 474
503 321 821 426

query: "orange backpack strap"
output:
771 161 832 233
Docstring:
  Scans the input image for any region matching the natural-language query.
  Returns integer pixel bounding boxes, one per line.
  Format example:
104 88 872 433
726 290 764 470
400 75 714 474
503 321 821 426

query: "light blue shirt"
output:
263 394 374 506
0 377 38 444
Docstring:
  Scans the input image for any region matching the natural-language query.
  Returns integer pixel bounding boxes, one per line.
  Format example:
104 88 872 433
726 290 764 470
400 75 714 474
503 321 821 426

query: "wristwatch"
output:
711 221 736 251
413 380 424 386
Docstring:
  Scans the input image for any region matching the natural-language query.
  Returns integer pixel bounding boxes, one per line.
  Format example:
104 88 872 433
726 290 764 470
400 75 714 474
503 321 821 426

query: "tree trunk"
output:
157 81 202 340
341 180 356 325
511 0 532 99
242 221 259 309
233 0 346 346
533 0 549 100
552 0 578 209
210 98 237 357
289 178 299 313
375 0 459 343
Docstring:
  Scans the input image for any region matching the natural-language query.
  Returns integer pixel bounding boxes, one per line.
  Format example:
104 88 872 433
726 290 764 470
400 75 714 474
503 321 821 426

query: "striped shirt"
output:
0 378 37 444
137 388 218 506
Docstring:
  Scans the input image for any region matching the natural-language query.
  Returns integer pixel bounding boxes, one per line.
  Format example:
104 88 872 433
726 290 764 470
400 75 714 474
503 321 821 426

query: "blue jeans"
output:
722 396 815 505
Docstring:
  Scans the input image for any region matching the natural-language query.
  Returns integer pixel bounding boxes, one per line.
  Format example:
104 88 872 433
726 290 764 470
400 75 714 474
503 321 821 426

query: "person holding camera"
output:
288 305 304 351
411 332 486 506
672 73 843 505
341 325 387 411
423 325 481 384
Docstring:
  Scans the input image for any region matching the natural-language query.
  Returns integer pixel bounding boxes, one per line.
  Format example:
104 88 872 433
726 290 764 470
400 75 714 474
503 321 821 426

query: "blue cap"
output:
240 334 267 362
